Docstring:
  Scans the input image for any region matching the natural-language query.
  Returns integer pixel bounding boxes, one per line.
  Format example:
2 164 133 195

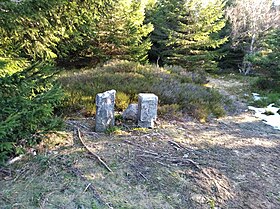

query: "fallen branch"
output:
134 148 159 156
7 154 25 165
139 172 149 181
77 128 113 173
168 140 182 150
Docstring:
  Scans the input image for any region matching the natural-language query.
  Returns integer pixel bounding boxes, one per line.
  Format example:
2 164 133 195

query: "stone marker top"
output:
138 93 158 100
96 90 116 103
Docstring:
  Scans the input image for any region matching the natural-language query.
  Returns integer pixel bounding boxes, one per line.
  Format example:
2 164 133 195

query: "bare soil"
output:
0 77 279 209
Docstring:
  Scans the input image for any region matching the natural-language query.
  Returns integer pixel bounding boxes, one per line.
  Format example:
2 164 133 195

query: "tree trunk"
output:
249 33 256 55
242 33 256 75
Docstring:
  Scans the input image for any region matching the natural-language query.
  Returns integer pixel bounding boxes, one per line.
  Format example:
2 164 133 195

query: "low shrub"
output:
252 78 280 92
116 92 131 111
158 104 181 117
0 62 64 163
58 60 225 120
152 78 225 120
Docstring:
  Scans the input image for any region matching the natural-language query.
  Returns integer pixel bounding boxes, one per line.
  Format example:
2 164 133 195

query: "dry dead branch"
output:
168 140 182 150
77 128 113 172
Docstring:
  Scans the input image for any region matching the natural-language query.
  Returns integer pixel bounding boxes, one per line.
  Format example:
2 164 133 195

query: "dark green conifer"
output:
148 0 227 71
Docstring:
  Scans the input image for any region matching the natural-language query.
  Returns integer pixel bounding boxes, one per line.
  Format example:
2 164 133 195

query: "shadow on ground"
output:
0 112 279 209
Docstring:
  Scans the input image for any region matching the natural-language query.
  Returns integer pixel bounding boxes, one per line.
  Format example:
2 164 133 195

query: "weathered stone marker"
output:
138 93 158 128
95 90 116 132
122 103 138 121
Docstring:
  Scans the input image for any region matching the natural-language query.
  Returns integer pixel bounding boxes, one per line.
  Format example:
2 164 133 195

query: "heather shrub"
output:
59 60 225 120
116 92 131 111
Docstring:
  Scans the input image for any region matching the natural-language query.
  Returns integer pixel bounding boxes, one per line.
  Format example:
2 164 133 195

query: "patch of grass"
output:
208 198 216 209
58 60 226 120
158 104 181 117
250 92 280 108
105 126 123 134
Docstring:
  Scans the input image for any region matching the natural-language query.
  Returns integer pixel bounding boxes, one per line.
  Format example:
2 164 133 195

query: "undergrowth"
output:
250 77 280 108
0 61 64 163
249 92 280 108
58 60 225 120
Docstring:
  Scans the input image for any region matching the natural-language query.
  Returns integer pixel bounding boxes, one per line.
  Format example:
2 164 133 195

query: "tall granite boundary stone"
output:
138 93 158 128
95 90 116 132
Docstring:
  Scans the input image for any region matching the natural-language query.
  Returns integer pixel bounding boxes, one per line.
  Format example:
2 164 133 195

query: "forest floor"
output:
0 75 280 209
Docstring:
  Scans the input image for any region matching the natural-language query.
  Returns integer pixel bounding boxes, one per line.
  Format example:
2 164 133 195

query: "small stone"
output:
95 90 116 132
122 104 138 121
138 93 158 128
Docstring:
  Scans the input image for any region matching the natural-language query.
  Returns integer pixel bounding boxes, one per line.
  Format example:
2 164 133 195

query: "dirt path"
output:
179 76 280 208
160 113 280 208
0 77 279 209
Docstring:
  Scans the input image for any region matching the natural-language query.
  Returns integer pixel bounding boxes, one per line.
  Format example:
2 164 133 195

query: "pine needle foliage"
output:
251 30 280 81
147 0 227 71
0 62 64 163
0 0 152 64
91 0 153 63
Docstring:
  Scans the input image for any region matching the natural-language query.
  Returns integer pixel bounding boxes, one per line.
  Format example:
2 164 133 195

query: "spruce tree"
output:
95 0 153 63
251 29 280 84
148 0 227 71
0 0 152 64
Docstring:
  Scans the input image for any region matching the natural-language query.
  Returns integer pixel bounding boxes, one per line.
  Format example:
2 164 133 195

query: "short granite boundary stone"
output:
95 90 158 132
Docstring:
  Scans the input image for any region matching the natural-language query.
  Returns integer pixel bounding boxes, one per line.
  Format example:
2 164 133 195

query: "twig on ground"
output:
77 128 112 173
0 193 11 204
83 183 92 193
124 139 212 182
67 120 90 130
40 191 57 209
138 152 211 178
168 140 182 150
0 168 12 176
121 123 131 131
83 131 100 138
183 159 201 170
7 155 25 165
123 140 161 155
139 172 149 181
137 154 162 160
168 140 195 152
156 161 171 168
135 148 159 156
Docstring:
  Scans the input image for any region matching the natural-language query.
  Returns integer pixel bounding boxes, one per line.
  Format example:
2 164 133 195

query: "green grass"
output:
249 76 280 108
249 92 280 108
58 60 225 120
